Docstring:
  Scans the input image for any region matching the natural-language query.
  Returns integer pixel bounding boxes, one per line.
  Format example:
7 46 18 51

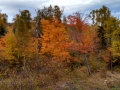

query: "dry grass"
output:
0 53 120 90
0 66 120 90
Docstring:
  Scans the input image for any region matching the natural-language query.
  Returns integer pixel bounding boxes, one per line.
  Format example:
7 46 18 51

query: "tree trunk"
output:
22 42 26 70
36 10 42 53
107 38 113 70
23 56 26 70
109 51 113 70
35 10 42 71
83 53 92 75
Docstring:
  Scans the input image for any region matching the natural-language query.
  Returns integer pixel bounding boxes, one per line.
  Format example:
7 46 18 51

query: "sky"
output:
0 0 120 22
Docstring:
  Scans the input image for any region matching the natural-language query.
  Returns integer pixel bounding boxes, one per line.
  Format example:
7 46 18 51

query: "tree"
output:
107 17 120 68
41 19 70 62
0 12 8 36
34 5 63 53
104 16 119 47
89 5 111 49
41 5 53 20
63 15 67 25
35 10 42 53
9 10 32 70
89 5 111 27
53 5 63 22
67 12 98 75
111 28 120 57
40 5 63 21
4 29 22 70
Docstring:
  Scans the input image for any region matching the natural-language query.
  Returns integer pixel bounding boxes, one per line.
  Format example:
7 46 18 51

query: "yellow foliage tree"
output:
4 30 19 64
4 29 38 70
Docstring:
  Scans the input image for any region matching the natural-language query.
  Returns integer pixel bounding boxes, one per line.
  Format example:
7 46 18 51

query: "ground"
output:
0 66 120 90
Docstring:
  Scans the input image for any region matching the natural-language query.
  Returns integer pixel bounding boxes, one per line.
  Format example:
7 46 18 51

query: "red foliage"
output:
67 12 97 54
103 50 111 62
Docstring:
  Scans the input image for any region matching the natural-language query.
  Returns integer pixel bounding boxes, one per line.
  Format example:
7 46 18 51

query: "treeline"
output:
0 5 120 76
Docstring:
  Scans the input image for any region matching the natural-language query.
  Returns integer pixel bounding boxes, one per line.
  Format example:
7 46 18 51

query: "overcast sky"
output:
0 0 120 22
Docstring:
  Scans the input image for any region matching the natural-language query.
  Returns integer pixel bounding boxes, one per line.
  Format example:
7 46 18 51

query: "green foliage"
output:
89 5 111 49
54 5 63 22
97 26 107 49
40 5 62 21
0 13 7 36
89 5 111 27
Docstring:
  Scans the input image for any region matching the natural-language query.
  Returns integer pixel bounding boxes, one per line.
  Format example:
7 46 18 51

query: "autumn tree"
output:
4 29 20 69
110 21 120 57
33 5 64 55
104 16 120 68
4 10 32 70
41 19 69 62
67 12 98 75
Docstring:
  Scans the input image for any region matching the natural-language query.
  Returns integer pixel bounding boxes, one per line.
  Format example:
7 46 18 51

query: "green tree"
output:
89 5 111 27
53 5 63 22
0 12 8 36
89 5 111 49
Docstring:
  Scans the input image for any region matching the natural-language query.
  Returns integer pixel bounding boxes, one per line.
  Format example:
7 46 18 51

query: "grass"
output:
0 52 120 90
0 66 120 90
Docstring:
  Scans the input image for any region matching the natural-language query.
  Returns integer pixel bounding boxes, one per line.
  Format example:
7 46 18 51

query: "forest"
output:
0 5 120 90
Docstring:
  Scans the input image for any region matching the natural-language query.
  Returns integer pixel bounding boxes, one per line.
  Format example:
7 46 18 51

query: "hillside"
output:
0 66 120 90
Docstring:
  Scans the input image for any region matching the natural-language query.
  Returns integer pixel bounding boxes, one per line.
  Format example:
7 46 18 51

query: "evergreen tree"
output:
0 13 8 36
89 5 111 49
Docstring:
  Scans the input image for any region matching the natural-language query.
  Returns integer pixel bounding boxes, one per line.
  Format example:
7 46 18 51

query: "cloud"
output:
0 0 120 22
0 0 48 22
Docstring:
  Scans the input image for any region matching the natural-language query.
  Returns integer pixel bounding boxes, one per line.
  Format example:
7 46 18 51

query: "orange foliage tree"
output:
40 19 70 62
67 12 98 75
